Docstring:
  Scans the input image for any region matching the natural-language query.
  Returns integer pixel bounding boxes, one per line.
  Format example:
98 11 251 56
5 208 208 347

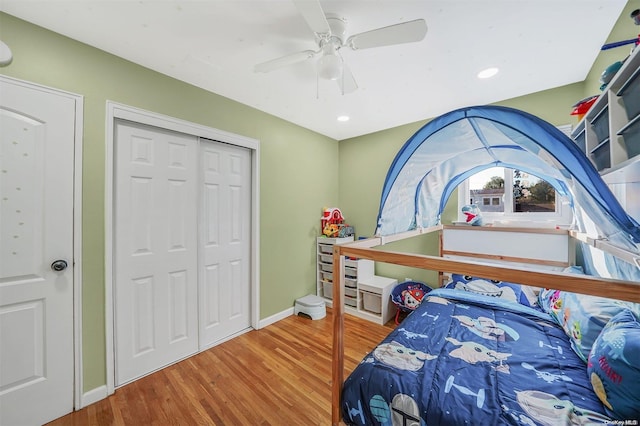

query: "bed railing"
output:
330 226 640 425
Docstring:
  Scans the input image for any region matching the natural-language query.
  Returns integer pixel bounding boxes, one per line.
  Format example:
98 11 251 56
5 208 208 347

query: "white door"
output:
114 121 199 385
0 78 76 425
199 140 251 348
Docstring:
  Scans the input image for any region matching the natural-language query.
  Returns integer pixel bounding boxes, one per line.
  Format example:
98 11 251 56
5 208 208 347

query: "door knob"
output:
51 260 68 272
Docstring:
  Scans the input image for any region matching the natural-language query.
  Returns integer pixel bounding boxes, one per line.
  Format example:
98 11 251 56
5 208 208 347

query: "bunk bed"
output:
330 106 640 425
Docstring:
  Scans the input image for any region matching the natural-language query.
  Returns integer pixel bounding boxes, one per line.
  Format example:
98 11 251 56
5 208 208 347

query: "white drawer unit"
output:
358 275 398 325
317 237 396 324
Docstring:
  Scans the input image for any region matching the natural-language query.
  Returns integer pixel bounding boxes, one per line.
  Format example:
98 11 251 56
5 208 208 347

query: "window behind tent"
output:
467 167 556 214
458 166 571 225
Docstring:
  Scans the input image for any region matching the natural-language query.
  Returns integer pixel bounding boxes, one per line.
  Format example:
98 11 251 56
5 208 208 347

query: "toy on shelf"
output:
321 207 344 230
570 95 599 120
600 60 625 90
320 207 355 238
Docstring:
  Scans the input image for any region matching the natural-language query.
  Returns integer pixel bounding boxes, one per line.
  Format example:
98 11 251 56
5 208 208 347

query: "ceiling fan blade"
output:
346 19 427 50
292 0 331 35
337 62 358 94
254 50 317 73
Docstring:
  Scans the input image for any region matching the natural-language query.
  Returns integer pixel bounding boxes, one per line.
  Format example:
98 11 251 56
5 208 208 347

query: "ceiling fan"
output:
254 0 427 94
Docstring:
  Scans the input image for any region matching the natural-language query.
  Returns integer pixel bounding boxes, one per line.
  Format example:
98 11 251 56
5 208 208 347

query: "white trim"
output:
0 75 84 411
80 385 108 409
104 101 260 396
104 104 116 396
108 103 258 151
72 93 84 411
251 142 261 330
258 308 295 329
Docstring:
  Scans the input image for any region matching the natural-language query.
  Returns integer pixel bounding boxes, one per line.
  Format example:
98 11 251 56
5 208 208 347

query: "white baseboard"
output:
79 385 108 409
258 307 294 329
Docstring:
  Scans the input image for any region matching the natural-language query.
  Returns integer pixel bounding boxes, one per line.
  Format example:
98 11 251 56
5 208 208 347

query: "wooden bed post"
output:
331 245 345 426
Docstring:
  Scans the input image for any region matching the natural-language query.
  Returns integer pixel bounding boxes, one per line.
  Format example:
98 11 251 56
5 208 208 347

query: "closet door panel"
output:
114 121 199 386
199 140 251 348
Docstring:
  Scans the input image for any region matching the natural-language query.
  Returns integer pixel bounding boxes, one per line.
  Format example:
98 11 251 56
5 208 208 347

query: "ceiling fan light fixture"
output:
318 43 343 80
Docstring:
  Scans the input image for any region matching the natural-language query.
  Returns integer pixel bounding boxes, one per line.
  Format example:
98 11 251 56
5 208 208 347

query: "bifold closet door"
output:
114 121 199 386
199 139 251 348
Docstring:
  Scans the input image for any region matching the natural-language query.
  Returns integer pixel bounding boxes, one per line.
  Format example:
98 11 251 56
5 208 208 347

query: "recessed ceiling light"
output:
337 115 350 122
477 67 499 79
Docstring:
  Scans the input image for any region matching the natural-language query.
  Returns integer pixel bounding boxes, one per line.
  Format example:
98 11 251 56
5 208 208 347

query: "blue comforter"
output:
341 289 611 425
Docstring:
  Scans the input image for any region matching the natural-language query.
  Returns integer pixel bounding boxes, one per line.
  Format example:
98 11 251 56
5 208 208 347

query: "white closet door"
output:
114 121 199 385
199 139 251 348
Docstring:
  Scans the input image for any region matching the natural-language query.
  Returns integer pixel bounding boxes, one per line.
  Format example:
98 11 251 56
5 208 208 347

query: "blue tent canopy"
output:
375 106 640 278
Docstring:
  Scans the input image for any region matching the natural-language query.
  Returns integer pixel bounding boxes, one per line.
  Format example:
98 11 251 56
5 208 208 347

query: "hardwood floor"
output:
49 309 394 425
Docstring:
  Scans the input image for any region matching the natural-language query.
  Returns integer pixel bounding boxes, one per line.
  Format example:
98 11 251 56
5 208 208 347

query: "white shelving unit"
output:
317 237 397 325
571 46 640 221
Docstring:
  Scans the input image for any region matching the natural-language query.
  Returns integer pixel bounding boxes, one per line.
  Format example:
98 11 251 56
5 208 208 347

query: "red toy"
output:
570 95 598 120
321 207 344 230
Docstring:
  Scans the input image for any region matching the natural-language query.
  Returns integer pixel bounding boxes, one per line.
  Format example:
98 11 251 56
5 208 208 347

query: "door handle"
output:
51 260 68 272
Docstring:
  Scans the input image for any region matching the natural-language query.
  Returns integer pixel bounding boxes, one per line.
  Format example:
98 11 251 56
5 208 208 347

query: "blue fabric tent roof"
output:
375 106 640 254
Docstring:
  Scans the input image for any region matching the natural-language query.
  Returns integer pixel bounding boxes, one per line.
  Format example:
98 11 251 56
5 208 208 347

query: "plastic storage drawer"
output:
345 296 357 307
320 263 333 273
345 266 357 278
574 129 586 154
323 281 333 299
620 68 640 119
318 244 333 255
621 118 640 158
590 141 611 171
590 106 609 143
362 291 382 314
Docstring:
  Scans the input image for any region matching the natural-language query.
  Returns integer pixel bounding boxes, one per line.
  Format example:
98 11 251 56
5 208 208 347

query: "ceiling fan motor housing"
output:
324 13 347 45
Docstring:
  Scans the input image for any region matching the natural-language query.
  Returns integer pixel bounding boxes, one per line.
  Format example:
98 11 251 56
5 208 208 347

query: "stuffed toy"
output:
461 204 483 226
402 287 426 310
323 223 341 238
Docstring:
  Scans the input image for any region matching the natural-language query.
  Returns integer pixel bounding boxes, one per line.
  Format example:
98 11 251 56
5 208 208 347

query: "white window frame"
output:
457 167 573 227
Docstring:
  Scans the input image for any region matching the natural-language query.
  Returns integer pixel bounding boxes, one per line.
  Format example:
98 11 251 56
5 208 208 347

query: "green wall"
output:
0 12 338 392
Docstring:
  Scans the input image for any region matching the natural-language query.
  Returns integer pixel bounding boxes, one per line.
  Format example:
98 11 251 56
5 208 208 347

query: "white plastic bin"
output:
361 291 382 314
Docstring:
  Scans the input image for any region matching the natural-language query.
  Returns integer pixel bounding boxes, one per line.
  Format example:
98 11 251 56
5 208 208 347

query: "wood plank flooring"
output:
48 309 394 425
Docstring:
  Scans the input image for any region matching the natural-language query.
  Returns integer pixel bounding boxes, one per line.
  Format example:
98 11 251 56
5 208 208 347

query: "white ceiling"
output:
0 1 628 140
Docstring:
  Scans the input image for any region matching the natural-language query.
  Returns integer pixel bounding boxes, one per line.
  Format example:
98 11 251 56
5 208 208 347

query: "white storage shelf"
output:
572 47 640 176
316 237 395 325
571 47 640 222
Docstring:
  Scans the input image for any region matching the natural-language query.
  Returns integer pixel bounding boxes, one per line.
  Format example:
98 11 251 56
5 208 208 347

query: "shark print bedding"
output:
341 288 611 425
